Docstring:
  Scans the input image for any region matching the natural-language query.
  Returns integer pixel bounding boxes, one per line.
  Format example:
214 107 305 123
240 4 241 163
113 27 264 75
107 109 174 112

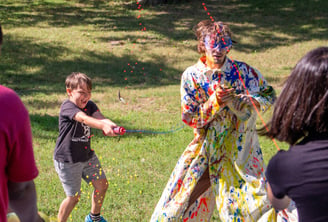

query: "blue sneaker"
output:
85 215 92 222
99 216 107 222
85 214 107 222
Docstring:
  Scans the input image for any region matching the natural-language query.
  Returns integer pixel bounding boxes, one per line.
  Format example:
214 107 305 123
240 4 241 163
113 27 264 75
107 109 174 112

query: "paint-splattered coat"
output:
151 56 278 221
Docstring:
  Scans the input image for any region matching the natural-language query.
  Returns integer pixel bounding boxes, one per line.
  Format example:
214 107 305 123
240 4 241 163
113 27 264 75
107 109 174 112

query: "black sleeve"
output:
265 151 288 199
60 100 82 121
87 100 99 116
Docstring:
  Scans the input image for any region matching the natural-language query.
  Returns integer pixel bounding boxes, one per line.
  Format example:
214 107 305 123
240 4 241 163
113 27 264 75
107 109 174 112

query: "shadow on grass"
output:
30 114 58 141
0 0 327 94
0 31 181 94
1 0 326 49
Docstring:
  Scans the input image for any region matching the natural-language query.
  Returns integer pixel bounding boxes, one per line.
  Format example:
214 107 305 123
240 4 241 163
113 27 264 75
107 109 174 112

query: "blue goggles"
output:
204 35 232 51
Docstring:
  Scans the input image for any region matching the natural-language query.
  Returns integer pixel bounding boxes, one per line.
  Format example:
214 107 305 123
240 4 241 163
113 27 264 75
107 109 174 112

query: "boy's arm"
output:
92 111 118 132
74 111 117 136
92 111 117 126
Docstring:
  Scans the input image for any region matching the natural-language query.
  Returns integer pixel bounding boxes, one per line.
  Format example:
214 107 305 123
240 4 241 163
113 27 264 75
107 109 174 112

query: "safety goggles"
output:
204 35 232 52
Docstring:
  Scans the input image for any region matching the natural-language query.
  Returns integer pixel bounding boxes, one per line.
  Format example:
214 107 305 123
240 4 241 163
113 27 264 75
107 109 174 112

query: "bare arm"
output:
74 111 117 136
8 180 43 222
266 182 291 210
92 111 117 124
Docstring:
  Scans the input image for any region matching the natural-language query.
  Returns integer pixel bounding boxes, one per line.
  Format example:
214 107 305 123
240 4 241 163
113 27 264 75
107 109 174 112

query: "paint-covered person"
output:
0 24 47 222
151 20 281 221
263 47 328 222
54 72 118 222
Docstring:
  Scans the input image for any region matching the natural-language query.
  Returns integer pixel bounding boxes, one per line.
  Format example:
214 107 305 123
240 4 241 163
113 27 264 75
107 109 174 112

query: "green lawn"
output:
1 0 327 221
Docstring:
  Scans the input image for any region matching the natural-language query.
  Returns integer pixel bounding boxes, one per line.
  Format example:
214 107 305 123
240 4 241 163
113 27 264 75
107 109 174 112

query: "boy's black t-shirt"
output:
54 99 99 163
266 133 328 222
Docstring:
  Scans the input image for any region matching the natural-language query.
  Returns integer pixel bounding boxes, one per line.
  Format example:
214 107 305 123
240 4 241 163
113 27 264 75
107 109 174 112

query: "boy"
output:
54 72 118 222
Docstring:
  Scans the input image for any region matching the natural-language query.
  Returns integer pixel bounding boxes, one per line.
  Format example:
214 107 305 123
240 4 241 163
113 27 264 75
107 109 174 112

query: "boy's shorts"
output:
54 154 106 197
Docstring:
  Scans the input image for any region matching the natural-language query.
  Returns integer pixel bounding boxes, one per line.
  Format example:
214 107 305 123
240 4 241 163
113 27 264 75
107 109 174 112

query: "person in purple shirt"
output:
261 46 328 222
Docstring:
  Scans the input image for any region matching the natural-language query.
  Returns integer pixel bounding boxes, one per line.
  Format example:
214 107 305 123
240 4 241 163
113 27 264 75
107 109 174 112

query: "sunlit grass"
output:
1 0 327 220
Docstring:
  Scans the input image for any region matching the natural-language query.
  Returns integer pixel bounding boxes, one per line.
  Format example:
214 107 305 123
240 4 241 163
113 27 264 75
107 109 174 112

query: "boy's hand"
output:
101 119 117 136
102 126 116 136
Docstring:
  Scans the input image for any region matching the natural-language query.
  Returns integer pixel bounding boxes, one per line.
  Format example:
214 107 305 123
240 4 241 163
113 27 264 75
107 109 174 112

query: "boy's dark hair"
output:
0 24 3 45
260 47 328 145
193 20 232 54
65 72 92 91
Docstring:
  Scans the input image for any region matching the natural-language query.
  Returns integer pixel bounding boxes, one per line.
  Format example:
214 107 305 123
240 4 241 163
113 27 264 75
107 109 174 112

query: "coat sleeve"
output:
180 68 223 128
245 65 276 114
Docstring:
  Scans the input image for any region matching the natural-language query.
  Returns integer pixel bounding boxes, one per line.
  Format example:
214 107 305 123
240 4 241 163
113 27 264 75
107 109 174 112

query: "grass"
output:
0 0 327 221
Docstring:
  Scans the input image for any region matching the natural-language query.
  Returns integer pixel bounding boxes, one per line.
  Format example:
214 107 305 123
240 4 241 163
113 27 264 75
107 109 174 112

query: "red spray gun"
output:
105 125 185 136
113 126 126 135
103 126 126 136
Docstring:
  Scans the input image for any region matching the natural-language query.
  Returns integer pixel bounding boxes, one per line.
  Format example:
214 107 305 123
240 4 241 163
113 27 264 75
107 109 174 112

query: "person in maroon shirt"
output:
0 24 46 222
261 47 328 222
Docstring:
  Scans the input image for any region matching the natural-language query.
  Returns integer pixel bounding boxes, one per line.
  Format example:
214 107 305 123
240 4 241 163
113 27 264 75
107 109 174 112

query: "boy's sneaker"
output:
99 216 107 222
85 214 108 222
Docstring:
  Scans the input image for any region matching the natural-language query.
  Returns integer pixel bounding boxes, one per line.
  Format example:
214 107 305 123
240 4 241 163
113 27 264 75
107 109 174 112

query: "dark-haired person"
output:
151 20 281 221
0 24 46 222
263 46 328 222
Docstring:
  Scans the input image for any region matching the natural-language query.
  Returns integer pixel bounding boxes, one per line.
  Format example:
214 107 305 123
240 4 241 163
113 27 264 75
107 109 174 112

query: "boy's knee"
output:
68 195 80 204
101 180 109 192
97 179 109 193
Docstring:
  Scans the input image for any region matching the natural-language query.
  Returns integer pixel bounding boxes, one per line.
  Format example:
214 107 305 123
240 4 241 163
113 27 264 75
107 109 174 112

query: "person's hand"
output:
232 94 259 111
38 212 49 222
101 120 117 136
216 85 235 106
